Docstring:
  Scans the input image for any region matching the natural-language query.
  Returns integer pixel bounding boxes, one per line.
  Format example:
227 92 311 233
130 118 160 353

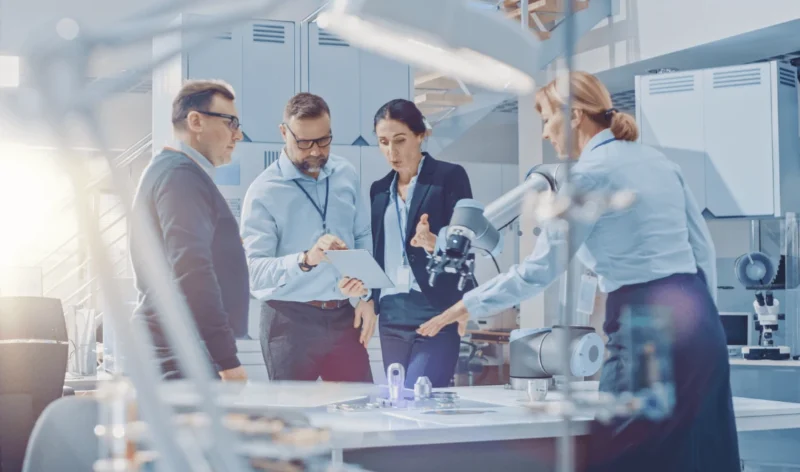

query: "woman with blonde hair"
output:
418 71 740 471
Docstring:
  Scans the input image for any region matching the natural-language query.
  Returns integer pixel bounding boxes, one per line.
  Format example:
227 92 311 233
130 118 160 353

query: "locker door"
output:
637 72 706 212
184 17 243 98
703 64 774 217
359 147 391 206
241 20 297 143
330 145 361 176
307 24 361 146
359 50 411 145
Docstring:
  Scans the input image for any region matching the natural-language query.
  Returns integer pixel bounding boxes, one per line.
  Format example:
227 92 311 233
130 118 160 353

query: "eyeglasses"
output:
282 123 333 150
197 111 241 131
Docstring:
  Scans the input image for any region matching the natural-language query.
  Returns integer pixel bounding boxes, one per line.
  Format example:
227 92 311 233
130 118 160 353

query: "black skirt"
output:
587 271 740 472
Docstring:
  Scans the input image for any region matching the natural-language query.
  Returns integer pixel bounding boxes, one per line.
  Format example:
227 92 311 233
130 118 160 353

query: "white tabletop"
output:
307 384 800 450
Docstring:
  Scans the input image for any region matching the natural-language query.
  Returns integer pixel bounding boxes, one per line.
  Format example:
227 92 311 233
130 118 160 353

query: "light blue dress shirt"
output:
463 128 717 318
381 156 426 298
240 151 372 302
174 141 216 177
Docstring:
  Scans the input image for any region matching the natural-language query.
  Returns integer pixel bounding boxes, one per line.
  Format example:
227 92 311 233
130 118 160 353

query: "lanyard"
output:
294 179 329 232
276 156 330 232
591 137 616 151
394 193 408 265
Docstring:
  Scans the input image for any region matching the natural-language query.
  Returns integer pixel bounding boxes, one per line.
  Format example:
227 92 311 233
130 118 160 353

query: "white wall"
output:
570 0 800 73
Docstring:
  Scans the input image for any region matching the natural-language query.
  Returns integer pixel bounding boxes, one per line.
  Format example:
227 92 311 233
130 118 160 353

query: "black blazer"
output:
369 153 474 313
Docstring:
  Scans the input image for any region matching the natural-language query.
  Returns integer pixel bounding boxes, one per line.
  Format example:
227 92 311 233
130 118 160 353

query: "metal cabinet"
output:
307 24 411 147
359 146 390 205
702 65 774 217
241 20 297 143
636 71 706 212
184 18 243 99
177 15 297 144
359 50 412 145
635 61 800 218
307 25 361 145
330 145 361 176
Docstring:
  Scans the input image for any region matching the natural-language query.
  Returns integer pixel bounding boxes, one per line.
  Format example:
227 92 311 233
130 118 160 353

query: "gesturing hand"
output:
306 234 347 266
410 213 436 253
417 301 470 337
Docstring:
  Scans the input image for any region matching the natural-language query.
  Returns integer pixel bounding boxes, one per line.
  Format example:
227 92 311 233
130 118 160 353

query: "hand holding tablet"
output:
324 249 395 289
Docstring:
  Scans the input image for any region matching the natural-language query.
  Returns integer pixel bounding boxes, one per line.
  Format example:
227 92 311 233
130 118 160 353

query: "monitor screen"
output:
720 313 749 346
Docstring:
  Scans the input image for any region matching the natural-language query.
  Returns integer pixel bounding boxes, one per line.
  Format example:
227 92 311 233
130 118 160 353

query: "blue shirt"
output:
463 129 717 318
381 156 426 298
240 151 372 302
175 141 216 178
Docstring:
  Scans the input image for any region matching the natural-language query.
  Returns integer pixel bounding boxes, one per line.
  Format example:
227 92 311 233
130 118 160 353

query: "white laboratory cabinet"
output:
635 61 800 218
152 14 298 148
306 24 411 146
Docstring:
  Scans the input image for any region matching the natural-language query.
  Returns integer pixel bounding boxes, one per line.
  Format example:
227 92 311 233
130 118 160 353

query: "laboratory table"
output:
305 384 800 472
67 375 800 471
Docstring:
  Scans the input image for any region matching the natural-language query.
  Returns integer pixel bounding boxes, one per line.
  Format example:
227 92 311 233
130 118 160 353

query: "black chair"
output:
0 297 69 472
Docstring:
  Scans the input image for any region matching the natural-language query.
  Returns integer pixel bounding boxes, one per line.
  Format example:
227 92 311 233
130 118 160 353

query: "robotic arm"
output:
426 163 568 290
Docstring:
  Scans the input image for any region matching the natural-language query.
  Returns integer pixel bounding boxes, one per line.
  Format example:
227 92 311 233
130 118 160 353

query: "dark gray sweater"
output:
131 149 248 373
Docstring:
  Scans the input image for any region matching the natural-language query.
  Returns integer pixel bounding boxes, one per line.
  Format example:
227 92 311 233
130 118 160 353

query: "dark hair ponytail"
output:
374 99 429 136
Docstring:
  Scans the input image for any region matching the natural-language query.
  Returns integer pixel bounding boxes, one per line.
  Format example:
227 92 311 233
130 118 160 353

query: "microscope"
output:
741 291 791 360
734 251 792 360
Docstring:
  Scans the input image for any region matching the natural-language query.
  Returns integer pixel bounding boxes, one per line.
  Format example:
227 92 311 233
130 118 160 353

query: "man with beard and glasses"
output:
240 92 376 382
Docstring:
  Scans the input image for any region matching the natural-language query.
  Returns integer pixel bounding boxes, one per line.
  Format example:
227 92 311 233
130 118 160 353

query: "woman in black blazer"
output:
368 99 474 388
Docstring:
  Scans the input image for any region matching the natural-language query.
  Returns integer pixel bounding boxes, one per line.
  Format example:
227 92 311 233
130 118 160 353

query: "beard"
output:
298 155 329 173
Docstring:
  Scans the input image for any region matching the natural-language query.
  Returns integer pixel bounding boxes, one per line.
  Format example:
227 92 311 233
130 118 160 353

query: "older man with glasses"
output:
131 79 248 381
240 92 377 382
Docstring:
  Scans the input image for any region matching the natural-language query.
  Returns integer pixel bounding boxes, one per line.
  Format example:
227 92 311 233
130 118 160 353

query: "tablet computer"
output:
324 249 395 289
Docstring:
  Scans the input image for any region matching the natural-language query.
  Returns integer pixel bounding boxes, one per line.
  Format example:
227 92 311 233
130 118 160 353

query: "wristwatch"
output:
298 251 316 272
360 291 373 302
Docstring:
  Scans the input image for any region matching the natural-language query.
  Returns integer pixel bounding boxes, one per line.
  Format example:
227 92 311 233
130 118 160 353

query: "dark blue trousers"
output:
378 291 461 388
588 272 740 472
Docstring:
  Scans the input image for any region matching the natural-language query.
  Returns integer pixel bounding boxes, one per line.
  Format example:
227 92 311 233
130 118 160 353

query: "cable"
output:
475 247 502 274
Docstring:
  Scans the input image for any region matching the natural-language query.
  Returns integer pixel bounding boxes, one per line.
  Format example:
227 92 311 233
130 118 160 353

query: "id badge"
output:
396 265 412 293
576 272 598 315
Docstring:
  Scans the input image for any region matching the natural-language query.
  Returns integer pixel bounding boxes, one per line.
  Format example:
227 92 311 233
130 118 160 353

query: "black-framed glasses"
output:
282 122 333 150
198 110 241 131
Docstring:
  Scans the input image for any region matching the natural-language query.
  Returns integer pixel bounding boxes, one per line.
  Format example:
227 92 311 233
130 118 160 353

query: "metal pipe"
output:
557 0 578 470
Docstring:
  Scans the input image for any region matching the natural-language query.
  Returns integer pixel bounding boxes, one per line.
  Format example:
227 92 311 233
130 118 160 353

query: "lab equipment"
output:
387 363 405 405
742 291 791 360
732 214 800 357
324 249 395 289
414 376 432 400
734 251 779 289
426 163 567 290
507 326 604 391
720 312 753 357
